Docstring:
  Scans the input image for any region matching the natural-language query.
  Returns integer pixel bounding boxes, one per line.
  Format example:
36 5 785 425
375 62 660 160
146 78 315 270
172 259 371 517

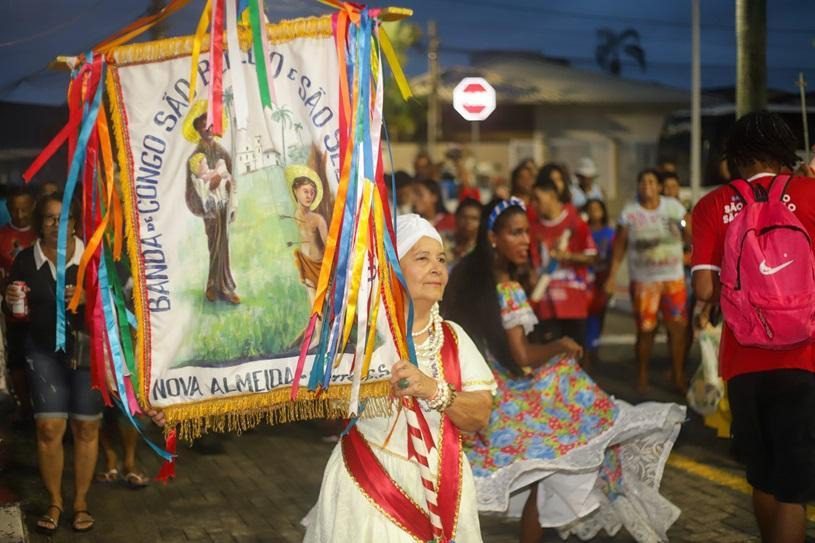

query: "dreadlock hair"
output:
724 110 800 178
441 198 528 375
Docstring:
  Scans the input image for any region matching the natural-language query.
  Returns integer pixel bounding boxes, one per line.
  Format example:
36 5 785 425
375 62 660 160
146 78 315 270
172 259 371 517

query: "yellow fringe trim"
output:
109 15 333 66
163 380 393 441
105 67 150 407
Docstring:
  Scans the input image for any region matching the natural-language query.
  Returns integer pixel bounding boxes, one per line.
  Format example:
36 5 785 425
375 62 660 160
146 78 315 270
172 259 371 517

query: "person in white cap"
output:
303 214 496 543
570 157 605 209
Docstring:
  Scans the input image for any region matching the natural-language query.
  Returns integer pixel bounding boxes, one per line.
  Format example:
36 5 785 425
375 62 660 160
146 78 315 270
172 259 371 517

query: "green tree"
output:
595 28 646 76
381 21 425 141
271 104 294 164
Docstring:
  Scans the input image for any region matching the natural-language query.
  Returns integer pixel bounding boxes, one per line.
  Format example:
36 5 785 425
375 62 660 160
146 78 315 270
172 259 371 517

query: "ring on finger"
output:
397 378 409 390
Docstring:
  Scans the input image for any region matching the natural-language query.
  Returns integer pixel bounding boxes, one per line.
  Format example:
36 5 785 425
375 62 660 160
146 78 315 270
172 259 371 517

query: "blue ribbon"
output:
98 247 173 461
55 56 105 350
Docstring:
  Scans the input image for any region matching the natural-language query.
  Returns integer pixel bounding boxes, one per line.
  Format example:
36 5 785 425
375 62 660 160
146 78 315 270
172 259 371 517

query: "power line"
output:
433 0 815 35
435 44 815 71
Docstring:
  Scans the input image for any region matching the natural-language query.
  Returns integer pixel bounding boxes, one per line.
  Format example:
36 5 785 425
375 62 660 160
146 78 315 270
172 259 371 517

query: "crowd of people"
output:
389 148 695 395
3 110 815 542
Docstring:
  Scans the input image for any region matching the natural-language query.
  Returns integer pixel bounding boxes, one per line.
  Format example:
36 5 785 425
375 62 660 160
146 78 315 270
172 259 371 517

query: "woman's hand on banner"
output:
146 408 166 427
390 360 436 400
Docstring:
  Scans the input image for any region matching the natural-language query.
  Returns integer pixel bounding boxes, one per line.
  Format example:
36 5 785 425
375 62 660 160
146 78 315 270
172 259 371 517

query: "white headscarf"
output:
396 213 443 258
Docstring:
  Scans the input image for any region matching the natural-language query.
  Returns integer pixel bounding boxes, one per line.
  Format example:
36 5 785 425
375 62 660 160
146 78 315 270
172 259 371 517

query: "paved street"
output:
2 309 814 542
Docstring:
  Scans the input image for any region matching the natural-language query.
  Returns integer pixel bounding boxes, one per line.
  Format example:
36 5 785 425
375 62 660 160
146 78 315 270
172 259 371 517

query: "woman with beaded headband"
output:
443 198 685 543
303 214 497 543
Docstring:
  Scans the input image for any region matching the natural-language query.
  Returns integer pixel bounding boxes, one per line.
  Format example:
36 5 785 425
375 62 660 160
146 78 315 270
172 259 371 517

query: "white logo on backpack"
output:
758 259 794 275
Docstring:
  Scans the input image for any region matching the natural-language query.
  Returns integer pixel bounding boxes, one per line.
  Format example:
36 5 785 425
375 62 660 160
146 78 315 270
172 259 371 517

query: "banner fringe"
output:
105 67 150 407
164 381 393 441
109 15 333 66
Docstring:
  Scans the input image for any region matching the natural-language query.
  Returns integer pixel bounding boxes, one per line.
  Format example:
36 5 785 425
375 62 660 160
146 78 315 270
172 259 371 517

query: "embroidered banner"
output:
106 16 391 438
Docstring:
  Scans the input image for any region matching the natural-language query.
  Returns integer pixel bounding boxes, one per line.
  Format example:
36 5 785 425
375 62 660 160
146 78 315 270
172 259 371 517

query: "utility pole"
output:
797 72 811 164
690 0 702 203
735 0 767 118
427 20 440 160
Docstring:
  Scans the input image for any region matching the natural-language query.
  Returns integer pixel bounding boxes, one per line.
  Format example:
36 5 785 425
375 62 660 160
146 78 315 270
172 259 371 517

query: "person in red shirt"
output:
0 187 36 279
692 111 815 543
1 186 36 422
529 177 597 354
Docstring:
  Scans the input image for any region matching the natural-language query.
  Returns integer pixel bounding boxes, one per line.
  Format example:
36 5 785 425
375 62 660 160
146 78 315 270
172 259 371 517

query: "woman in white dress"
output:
303 214 497 543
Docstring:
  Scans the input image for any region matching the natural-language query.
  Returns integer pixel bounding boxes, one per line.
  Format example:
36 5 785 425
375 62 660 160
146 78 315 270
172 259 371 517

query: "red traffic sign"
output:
453 77 496 122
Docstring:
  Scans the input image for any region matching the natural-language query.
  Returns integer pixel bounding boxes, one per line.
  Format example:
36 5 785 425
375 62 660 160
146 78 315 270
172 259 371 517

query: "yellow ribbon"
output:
337 180 374 362
310 24 359 315
188 0 213 103
372 188 408 358
378 26 412 101
361 274 380 376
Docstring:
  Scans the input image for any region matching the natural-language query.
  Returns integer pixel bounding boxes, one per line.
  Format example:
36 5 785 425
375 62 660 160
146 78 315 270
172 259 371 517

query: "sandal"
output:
35 504 62 535
72 510 95 532
95 467 120 483
123 471 150 489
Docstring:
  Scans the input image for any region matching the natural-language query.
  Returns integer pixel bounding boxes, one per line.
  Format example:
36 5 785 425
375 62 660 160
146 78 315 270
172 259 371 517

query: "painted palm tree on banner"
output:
271 104 294 164
294 122 305 146
595 28 646 76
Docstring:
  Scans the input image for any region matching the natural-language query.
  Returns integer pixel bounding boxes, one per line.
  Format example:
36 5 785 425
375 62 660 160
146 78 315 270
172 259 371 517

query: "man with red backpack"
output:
692 110 815 543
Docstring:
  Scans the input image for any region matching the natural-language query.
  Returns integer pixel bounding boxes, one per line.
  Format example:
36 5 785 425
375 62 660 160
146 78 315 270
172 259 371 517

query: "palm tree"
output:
293 122 304 146
271 104 294 164
595 28 646 76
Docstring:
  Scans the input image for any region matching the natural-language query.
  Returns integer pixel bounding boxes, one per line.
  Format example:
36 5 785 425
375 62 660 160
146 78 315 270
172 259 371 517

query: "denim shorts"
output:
25 341 103 421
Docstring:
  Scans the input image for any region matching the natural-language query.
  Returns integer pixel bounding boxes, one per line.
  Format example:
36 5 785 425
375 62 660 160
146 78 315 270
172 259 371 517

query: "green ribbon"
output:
248 0 271 109
103 248 139 392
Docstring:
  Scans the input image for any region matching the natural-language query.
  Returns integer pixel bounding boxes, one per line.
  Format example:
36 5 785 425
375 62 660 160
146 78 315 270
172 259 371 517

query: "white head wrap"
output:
396 213 443 258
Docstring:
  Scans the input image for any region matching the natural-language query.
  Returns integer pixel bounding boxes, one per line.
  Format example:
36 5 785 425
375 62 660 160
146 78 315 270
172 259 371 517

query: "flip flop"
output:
95 467 120 483
35 504 62 535
72 510 94 532
123 471 150 489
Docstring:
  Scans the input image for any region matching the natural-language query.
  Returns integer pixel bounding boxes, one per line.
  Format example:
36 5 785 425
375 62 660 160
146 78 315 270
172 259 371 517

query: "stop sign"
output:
453 77 496 122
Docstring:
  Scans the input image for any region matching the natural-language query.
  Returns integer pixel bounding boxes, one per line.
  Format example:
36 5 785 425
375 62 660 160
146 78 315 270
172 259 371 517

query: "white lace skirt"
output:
474 401 686 543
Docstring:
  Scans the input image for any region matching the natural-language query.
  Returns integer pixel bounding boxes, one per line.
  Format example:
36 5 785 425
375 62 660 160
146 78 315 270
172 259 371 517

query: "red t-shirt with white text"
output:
530 209 596 320
691 174 815 379
0 224 36 281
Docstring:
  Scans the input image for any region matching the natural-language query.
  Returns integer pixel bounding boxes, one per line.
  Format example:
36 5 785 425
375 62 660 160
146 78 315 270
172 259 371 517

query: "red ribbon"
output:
156 429 178 483
208 0 225 135
22 72 83 183
342 323 463 542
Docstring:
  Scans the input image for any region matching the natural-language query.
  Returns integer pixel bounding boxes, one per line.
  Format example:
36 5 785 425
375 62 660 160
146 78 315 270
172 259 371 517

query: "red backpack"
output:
719 175 815 349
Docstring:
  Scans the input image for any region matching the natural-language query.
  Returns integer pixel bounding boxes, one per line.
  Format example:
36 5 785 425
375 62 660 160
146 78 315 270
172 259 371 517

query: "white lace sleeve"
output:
497 281 538 335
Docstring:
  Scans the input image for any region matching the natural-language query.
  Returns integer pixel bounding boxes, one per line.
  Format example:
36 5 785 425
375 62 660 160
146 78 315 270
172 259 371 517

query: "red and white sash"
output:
342 323 463 543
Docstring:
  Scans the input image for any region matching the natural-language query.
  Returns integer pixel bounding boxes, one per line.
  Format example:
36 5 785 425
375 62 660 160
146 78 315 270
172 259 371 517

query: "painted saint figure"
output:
286 164 328 302
182 101 240 305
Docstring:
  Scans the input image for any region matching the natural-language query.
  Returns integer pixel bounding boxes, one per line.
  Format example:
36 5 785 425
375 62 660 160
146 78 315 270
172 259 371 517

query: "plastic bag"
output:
686 323 724 416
